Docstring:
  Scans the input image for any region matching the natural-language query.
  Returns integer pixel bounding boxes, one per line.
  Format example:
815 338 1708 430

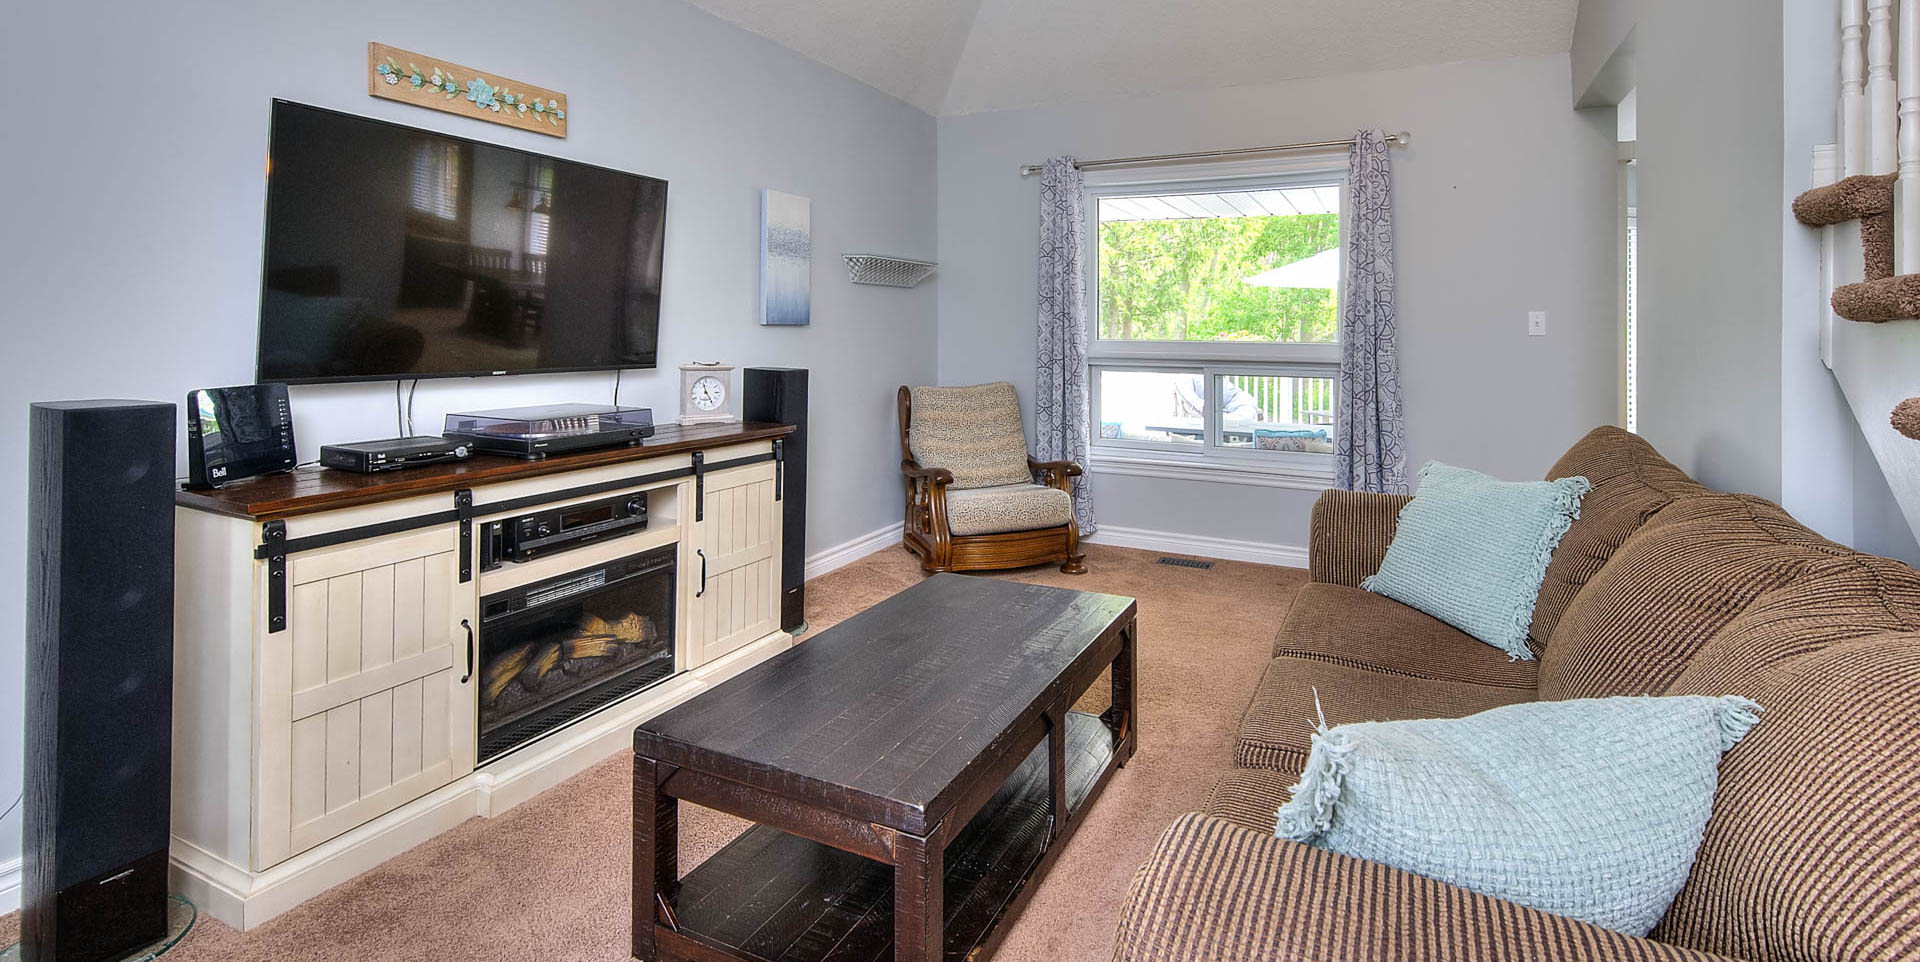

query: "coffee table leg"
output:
1112 622 1138 765
894 830 944 962
633 756 678 960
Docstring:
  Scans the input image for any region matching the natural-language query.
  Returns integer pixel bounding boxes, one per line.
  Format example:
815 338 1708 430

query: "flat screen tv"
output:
257 100 667 384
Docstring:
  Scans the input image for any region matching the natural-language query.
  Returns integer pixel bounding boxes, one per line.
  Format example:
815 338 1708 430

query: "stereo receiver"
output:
480 490 649 569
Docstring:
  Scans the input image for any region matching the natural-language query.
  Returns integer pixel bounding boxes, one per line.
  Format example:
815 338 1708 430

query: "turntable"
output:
443 404 656 460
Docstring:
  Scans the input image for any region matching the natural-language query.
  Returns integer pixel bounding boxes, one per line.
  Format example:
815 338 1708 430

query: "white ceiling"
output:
682 0 1579 116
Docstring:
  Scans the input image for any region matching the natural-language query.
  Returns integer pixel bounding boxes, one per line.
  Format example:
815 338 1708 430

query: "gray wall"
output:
1633 0 1787 503
1579 0 1920 563
937 53 1621 549
0 0 936 883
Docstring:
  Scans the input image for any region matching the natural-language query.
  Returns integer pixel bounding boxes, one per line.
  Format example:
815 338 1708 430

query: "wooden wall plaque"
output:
367 42 568 138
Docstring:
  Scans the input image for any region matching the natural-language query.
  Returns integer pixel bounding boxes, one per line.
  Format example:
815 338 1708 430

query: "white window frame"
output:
1084 155 1347 488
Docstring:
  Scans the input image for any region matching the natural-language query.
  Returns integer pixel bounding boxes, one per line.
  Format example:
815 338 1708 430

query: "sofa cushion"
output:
1665 550 1920 698
1362 462 1590 659
1204 768 1297 834
1274 694 1762 937
906 382 1034 488
1650 634 1920 962
1233 656 1531 771
943 482 1071 536
1537 493 1844 701
1532 427 1711 651
1272 583 1538 689
1111 813 1741 962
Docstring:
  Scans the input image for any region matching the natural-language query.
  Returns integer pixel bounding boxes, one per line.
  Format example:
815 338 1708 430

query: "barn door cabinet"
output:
261 525 473 868
688 460 782 664
170 424 795 930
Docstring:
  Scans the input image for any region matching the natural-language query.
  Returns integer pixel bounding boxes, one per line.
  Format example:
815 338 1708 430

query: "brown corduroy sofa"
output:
1110 427 1920 962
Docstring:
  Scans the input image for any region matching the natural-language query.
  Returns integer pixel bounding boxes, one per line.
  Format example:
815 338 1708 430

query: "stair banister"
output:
1900 0 1920 272
1870 0 1899 175
1846 0 1871 175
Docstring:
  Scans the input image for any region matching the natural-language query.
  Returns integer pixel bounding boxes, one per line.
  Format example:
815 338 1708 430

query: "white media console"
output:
169 422 796 929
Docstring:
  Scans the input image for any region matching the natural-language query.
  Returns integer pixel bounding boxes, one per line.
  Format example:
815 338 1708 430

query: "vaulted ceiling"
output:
682 0 1580 116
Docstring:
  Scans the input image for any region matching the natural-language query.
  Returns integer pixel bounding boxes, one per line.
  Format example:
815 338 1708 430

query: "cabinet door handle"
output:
460 619 475 683
696 549 708 598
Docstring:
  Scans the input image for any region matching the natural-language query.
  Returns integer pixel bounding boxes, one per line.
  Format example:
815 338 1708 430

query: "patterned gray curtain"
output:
1334 130 1407 494
1035 156 1096 533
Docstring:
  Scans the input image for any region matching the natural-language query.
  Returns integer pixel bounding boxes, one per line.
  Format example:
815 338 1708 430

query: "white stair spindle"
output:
1870 0 1899 175
1846 0 1871 175
1899 0 1920 272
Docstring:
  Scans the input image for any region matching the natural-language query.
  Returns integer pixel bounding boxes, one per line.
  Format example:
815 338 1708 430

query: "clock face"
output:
690 375 727 411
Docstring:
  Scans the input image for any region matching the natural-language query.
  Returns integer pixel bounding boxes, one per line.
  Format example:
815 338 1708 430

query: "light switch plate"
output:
1528 310 1547 336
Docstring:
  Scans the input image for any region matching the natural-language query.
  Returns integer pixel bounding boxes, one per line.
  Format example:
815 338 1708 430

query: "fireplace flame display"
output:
482 610 662 724
476 546 676 761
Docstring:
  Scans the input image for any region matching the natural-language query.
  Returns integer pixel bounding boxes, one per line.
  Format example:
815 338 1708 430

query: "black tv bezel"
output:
256 99 669 386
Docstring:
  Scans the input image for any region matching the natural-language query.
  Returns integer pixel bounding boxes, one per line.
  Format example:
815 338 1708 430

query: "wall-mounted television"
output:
257 100 667 384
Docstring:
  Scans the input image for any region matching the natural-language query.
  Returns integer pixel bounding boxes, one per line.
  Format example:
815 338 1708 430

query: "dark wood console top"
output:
176 420 795 521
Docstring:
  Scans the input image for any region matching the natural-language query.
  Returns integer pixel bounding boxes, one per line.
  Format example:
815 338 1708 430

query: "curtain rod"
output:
1017 131 1411 177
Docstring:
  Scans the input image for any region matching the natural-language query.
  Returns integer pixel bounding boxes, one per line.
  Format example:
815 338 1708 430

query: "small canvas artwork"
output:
760 189 812 326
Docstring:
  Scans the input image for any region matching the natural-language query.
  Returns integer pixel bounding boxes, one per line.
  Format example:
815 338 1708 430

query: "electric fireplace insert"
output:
477 544 676 762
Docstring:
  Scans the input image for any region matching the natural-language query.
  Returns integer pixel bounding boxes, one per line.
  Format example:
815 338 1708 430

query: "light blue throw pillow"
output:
1362 462 1591 658
1274 694 1762 936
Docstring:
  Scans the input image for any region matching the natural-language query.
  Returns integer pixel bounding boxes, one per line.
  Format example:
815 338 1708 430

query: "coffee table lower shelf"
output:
659 710 1121 962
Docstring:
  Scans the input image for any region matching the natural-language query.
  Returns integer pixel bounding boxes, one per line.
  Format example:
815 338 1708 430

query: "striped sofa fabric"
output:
1113 814 1742 962
1115 427 1920 962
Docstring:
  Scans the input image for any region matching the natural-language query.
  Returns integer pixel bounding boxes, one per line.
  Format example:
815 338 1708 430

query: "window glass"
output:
1213 374 1336 452
1096 369 1203 445
1097 185 1340 345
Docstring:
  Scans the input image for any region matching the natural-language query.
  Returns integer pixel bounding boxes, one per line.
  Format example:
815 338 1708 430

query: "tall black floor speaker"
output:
25 399 177 962
743 368 807 632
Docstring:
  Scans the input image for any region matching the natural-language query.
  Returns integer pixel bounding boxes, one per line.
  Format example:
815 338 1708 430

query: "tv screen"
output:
257 100 667 384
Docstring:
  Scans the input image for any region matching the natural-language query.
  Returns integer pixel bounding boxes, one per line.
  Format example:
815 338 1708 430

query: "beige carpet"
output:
1 544 1303 961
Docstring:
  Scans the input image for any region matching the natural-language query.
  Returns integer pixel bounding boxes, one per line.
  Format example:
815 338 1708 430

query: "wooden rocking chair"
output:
897 382 1087 575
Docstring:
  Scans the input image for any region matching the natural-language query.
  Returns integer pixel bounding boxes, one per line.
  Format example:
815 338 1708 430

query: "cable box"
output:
320 435 473 473
442 404 656 460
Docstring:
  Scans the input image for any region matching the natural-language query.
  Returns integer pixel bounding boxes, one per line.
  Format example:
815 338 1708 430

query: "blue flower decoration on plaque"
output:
466 77 498 109
374 55 565 129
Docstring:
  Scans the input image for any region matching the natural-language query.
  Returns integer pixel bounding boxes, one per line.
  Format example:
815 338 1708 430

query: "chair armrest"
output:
1113 815 1739 962
1307 489 1413 586
1028 456 1082 492
900 459 954 487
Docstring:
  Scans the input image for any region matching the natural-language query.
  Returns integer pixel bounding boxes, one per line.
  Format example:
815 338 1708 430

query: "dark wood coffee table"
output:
632 573 1138 962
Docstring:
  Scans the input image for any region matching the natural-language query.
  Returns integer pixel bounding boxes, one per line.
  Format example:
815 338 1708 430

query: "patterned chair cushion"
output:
907 382 1034 489
944 483 1072 536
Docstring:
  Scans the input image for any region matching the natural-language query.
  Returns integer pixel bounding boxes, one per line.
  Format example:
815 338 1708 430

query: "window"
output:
410 140 463 222
524 160 555 259
1087 163 1344 485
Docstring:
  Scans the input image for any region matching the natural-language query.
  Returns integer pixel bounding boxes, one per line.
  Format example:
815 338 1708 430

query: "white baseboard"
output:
804 521 904 581
0 855 19 914
1088 524 1308 569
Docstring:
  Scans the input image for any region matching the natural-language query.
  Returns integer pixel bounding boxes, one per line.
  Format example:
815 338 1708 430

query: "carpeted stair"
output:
1791 172 1920 434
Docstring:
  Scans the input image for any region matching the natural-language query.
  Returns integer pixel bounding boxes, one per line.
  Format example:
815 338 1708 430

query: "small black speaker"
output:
26 399 177 962
744 368 807 632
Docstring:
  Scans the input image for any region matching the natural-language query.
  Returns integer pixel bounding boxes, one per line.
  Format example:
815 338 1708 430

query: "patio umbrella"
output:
1242 247 1340 289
